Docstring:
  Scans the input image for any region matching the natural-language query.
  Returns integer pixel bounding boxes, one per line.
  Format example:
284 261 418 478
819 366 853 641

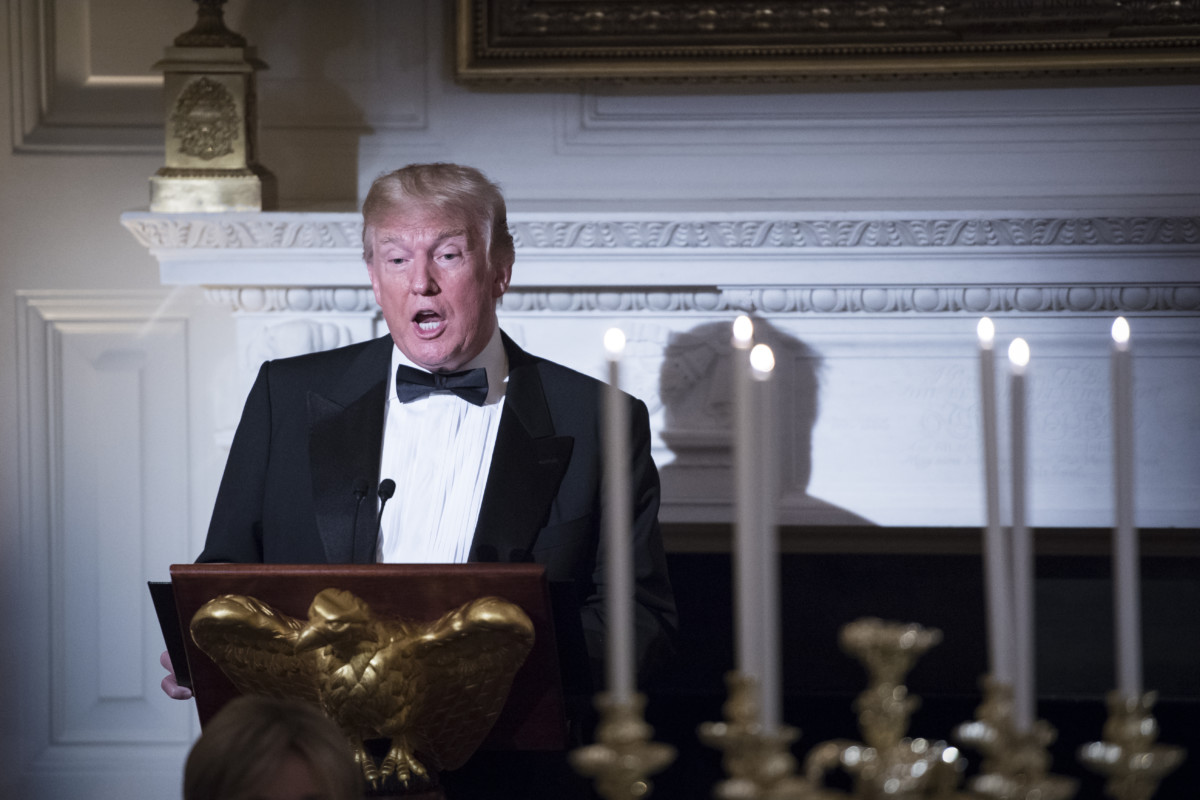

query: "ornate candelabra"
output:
570 692 676 799
802 618 967 799
1078 691 1185 800
698 671 812 799
954 677 1078 799
573 619 1187 800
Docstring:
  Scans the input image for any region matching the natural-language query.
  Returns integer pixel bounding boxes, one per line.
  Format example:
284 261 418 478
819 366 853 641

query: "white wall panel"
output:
550 87 1200 204
8 0 191 151
563 88 1200 152
13 292 195 798
798 318 1200 528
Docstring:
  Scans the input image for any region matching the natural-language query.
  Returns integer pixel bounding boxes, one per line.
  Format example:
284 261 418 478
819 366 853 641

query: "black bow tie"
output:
395 364 489 406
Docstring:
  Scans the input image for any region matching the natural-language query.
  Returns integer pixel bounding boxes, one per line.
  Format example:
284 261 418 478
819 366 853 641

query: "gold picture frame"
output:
455 0 1200 85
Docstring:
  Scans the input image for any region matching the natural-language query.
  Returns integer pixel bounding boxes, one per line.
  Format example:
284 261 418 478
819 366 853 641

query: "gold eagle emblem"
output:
190 588 535 790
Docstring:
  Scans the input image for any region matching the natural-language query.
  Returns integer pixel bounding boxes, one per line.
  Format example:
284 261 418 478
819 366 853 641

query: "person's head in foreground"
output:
183 694 362 800
362 162 515 373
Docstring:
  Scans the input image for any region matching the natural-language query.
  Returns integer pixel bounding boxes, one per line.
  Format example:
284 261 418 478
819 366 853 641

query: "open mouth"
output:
414 310 444 335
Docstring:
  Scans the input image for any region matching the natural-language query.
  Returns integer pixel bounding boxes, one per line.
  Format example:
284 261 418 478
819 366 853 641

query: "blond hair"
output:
361 162 515 272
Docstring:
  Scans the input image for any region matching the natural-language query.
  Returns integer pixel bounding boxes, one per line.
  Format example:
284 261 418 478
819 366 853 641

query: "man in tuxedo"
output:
163 164 677 709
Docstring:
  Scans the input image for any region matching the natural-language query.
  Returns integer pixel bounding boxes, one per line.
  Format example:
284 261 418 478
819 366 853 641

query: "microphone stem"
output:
374 479 396 560
350 479 369 563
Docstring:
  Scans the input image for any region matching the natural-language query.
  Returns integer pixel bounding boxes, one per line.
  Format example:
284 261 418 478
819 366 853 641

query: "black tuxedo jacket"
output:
199 331 677 681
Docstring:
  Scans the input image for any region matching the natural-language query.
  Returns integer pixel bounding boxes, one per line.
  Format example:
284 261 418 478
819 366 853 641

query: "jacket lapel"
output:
308 336 392 564
470 333 574 562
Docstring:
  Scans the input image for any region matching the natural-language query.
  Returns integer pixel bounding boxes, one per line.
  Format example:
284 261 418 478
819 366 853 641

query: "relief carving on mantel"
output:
123 210 1200 321
509 217 1200 249
127 209 1200 374
207 286 1200 317
124 213 1200 250
497 286 1200 315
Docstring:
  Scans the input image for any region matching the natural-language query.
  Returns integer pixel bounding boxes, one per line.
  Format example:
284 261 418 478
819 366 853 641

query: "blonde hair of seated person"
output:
183 694 362 800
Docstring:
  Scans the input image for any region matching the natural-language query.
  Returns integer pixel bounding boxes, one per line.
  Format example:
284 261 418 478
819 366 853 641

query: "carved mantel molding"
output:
204 285 1200 316
122 211 1200 316
120 212 1200 250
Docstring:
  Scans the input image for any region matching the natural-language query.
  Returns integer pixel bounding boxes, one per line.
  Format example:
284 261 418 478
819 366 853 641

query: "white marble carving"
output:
122 212 1200 253
121 211 1200 528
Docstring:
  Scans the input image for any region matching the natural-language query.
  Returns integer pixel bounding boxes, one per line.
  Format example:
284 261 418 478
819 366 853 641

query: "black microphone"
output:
375 479 397 544
349 478 370 562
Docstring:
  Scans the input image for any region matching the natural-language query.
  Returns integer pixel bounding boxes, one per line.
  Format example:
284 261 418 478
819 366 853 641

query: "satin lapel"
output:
308 337 392 564
470 334 574 563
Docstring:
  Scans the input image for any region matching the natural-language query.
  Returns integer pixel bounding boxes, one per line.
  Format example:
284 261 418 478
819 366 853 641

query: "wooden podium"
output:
154 563 578 752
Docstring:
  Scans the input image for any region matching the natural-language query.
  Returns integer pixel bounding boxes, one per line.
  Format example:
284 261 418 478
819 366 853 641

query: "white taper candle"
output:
1111 317 1142 697
1008 337 1034 733
603 327 634 703
751 343 781 734
978 318 1014 687
731 316 763 688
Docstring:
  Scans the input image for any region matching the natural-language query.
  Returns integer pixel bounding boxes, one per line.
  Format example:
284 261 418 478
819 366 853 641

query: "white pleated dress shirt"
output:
376 329 508 563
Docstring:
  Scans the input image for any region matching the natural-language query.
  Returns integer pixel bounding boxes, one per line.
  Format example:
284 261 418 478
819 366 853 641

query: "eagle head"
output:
294 588 373 652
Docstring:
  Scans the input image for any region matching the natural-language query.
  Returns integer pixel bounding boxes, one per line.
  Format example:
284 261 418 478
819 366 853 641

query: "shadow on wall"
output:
657 317 873 526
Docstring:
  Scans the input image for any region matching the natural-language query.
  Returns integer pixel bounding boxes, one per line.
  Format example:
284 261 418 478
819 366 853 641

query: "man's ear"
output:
491 258 513 298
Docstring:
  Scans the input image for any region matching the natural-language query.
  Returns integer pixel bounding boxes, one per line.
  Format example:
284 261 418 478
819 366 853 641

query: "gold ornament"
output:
150 0 274 211
805 618 967 799
955 676 1078 800
1079 691 1185 800
699 671 813 800
190 588 535 792
570 692 676 799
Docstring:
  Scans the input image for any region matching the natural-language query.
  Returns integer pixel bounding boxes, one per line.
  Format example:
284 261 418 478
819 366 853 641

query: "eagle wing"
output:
190 594 320 704
401 596 536 771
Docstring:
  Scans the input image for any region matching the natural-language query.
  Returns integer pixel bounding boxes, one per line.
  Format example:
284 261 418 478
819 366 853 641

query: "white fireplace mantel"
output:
121 210 1200 529
121 210 1200 291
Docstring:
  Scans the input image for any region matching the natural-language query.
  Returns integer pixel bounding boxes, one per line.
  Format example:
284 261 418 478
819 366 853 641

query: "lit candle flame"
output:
1112 316 1130 346
733 315 754 348
977 317 995 348
750 343 775 377
604 327 626 358
1008 337 1030 369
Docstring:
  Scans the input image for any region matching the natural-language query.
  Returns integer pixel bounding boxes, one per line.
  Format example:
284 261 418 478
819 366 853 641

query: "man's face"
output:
366 206 510 372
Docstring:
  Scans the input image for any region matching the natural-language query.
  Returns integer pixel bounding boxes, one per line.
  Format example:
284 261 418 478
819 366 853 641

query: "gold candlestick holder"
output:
804 618 967 799
570 692 676 799
954 676 1078 799
698 671 813 799
1078 690 1185 800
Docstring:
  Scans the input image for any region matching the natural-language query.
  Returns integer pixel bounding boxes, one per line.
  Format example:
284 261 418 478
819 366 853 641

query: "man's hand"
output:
160 649 193 700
